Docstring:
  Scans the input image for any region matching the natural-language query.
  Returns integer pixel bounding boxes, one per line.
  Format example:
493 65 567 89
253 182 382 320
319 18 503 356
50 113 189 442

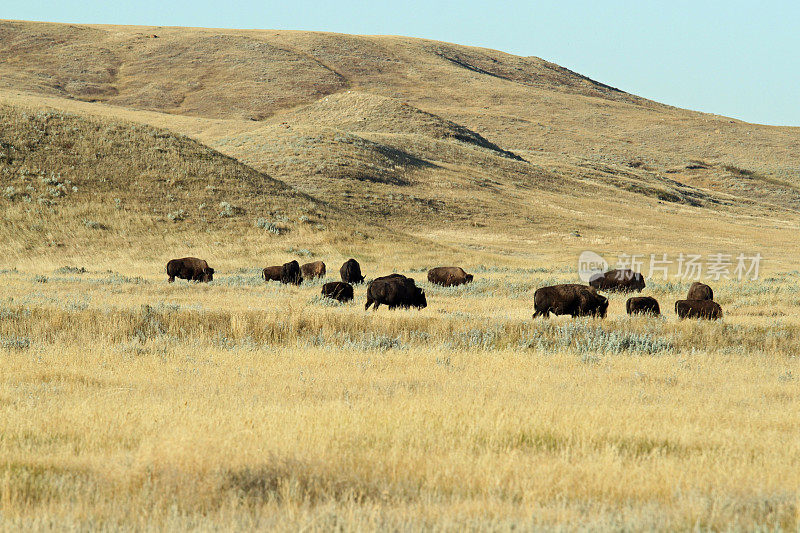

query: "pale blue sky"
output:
7 1 799 126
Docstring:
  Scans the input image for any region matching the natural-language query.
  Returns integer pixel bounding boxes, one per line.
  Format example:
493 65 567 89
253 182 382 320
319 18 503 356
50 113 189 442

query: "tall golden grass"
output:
1 263 798 530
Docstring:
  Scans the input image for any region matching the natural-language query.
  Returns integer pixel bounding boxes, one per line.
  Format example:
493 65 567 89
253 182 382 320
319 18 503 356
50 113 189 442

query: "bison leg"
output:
533 309 549 319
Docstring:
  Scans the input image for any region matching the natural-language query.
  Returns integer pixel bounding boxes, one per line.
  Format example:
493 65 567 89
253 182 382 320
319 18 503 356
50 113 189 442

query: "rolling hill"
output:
1 19 799 266
0 102 362 265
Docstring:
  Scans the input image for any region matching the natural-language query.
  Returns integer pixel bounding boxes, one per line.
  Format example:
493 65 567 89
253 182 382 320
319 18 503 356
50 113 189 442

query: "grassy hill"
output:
0 102 400 269
1 19 798 267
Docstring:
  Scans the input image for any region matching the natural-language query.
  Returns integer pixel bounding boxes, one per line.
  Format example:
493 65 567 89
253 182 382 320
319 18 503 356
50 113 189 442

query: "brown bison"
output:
321 281 354 302
280 260 303 285
687 282 713 301
533 284 608 318
365 275 427 310
675 299 723 320
301 261 326 279
427 266 474 287
166 257 214 283
340 258 365 284
589 269 645 292
262 265 282 282
373 273 407 281
626 296 661 316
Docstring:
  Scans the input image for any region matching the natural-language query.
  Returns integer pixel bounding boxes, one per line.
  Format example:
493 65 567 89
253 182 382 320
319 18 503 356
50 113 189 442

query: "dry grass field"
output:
2 266 799 530
1 19 800 531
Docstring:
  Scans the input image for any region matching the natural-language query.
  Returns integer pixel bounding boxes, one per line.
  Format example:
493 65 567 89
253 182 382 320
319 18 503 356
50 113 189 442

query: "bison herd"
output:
535 273 722 320
166 259 724 320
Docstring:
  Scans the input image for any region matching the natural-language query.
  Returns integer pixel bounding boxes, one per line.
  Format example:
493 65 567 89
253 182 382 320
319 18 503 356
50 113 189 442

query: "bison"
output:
589 269 645 292
166 257 214 283
262 265 282 282
626 296 661 316
321 281 354 302
301 261 326 279
340 258 365 284
687 282 713 301
533 284 608 318
427 266 474 287
365 275 426 310
675 299 722 320
280 260 303 285
374 273 408 281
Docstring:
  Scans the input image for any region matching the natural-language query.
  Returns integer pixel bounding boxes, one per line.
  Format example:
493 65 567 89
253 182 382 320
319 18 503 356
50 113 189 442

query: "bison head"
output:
597 296 609 318
202 267 214 282
465 274 474 283
413 288 427 309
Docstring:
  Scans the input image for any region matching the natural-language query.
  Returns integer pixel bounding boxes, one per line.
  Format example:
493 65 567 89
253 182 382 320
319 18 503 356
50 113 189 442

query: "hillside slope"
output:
0 102 358 262
0 20 640 118
1 21 796 179
1 20 799 265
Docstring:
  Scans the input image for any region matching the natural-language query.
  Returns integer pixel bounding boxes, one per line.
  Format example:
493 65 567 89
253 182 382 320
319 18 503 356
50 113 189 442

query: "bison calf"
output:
533 284 608 319
262 265 282 282
167 257 214 283
675 299 722 320
301 261 326 279
626 296 661 316
428 266 473 287
321 281 354 302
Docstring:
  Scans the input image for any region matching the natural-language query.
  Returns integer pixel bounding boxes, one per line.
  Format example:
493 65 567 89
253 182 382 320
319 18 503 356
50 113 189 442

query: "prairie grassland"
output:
1 263 799 530
2 19 800 531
